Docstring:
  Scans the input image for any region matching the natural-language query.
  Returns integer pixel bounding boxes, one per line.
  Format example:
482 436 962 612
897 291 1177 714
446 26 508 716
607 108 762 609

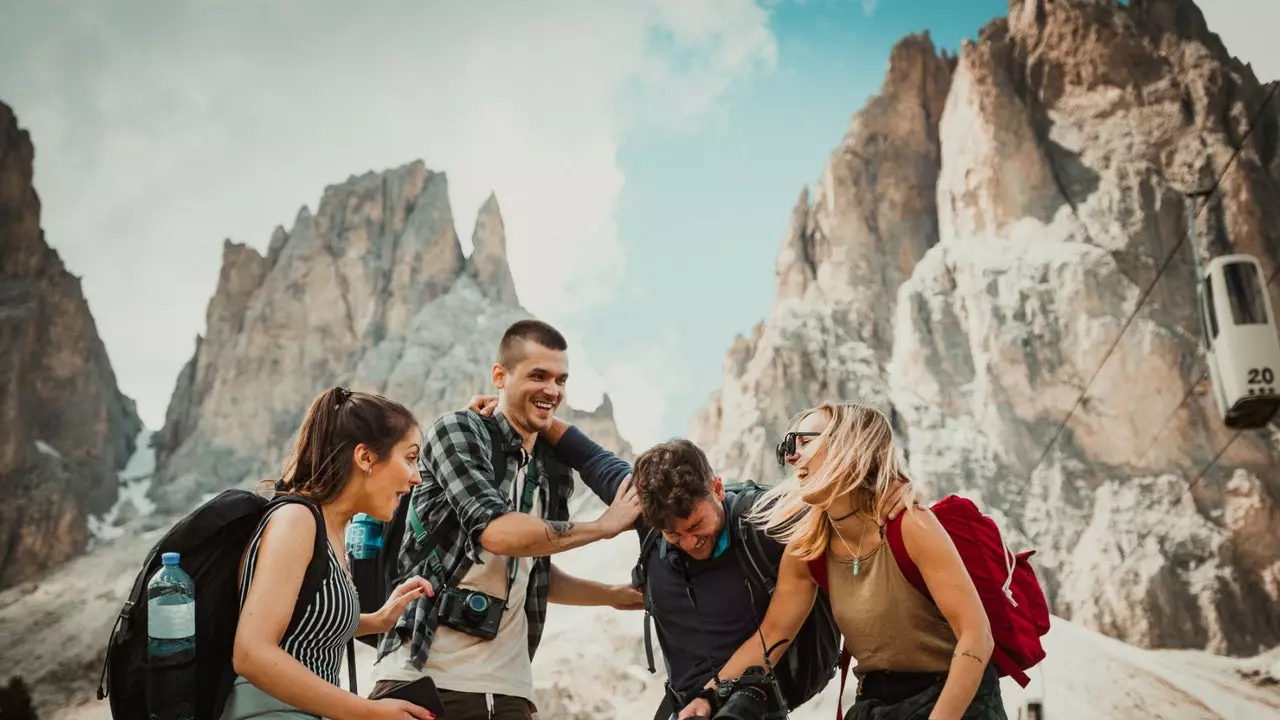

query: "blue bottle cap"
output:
162 552 181 565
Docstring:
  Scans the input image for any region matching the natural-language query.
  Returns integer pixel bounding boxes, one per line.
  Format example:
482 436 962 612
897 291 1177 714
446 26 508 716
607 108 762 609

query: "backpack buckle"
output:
118 600 134 620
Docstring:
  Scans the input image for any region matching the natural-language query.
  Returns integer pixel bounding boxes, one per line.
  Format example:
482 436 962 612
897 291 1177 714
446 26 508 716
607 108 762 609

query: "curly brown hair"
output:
633 439 716 531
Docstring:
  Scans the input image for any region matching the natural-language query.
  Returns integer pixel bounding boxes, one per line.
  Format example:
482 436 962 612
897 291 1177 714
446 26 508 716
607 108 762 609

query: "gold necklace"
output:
832 519 869 578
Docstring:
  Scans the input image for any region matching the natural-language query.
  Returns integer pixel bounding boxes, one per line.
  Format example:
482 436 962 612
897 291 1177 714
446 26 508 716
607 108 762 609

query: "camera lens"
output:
465 593 489 616
713 685 768 720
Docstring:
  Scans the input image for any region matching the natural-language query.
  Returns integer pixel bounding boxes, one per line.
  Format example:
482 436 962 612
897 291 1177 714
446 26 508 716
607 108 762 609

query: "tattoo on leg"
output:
545 520 575 545
956 650 985 664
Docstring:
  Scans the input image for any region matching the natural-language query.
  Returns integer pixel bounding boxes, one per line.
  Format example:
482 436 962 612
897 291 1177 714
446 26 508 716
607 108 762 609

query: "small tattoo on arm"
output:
545 520 575 545
956 650 985 664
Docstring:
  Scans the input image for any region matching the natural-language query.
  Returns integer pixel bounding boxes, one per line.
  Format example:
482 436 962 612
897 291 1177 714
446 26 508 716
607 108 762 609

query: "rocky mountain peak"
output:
467 192 520 306
0 100 142 589
694 32 955 483
150 160 624 512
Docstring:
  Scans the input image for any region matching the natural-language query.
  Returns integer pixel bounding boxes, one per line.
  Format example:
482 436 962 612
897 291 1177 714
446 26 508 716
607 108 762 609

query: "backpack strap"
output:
724 484 777 594
264 495 331 629
807 553 828 592
266 494 360 694
632 527 664 674
835 647 851 720
478 413 512 489
884 514 929 600
535 436 571 498
347 639 358 694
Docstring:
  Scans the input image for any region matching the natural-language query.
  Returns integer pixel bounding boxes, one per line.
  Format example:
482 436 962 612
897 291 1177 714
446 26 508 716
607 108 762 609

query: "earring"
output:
365 466 372 477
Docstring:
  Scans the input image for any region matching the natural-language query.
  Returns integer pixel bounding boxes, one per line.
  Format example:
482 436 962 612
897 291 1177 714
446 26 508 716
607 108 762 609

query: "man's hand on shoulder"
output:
596 474 640 537
463 393 572 445
877 476 923 524
466 394 498 416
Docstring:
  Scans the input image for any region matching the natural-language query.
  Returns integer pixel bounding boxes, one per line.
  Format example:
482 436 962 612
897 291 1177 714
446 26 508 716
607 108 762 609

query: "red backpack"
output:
809 495 1050 717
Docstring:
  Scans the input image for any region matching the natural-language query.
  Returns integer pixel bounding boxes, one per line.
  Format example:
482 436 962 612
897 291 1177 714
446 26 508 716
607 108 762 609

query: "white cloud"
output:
1196 0 1280 82
861 0 879 17
0 0 777 432
543 322 675 451
581 331 688 451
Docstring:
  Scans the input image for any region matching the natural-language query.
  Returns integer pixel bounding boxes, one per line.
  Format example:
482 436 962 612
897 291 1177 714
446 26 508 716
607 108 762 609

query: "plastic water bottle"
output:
346 513 383 560
147 552 195 720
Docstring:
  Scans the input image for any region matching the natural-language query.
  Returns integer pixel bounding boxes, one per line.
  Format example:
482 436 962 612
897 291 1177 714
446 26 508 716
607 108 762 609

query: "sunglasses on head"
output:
775 431 821 467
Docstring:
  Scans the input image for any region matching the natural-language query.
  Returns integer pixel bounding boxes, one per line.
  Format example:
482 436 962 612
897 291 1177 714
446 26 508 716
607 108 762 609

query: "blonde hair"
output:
749 401 916 562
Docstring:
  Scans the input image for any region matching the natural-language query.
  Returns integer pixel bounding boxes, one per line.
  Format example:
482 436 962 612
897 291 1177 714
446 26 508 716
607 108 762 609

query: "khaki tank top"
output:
827 535 957 675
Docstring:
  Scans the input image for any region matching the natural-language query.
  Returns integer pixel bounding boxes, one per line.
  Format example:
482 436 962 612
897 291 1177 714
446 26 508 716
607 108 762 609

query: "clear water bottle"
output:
147 552 195 720
346 513 383 560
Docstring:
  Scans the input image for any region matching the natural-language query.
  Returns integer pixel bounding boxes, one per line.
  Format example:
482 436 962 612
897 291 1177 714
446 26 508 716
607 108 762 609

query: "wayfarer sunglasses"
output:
775 431 821 467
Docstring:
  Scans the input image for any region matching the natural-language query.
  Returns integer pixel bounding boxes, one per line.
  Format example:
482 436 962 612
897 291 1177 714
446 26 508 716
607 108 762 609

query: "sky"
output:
0 0 1275 451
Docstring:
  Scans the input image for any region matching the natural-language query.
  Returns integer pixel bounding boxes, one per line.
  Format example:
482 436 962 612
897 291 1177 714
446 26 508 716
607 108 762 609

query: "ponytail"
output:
277 386 418 506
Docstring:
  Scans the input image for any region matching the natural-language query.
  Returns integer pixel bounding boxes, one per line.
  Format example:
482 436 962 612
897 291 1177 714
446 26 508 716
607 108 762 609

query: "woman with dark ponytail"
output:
222 387 437 720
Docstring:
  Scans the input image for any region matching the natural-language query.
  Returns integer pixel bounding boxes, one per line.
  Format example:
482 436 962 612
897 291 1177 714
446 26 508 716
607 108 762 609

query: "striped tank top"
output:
239 503 361 686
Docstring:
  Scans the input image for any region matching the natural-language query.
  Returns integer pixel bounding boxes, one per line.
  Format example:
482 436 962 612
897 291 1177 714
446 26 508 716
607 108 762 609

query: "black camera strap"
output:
723 498 791 718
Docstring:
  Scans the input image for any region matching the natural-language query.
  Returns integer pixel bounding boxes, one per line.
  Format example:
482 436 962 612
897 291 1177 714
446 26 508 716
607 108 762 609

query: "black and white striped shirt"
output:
239 504 360 686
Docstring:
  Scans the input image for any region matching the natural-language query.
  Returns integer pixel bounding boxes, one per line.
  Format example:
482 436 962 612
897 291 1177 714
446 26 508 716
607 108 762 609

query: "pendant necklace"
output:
833 519 869 578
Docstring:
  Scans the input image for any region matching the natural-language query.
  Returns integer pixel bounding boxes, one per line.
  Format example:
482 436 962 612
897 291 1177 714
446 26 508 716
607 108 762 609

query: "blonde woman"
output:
688 402 1004 720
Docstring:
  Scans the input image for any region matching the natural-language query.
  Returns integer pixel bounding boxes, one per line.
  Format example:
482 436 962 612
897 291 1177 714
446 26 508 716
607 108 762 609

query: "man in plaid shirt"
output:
369 319 643 720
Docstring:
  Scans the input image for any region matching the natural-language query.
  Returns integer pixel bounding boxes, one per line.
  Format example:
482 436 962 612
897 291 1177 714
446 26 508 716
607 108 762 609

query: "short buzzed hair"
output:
498 319 568 369
633 439 716 530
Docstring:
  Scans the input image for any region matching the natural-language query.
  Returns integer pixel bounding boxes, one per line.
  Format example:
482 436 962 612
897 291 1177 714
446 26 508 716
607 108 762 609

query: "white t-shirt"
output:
371 464 540 707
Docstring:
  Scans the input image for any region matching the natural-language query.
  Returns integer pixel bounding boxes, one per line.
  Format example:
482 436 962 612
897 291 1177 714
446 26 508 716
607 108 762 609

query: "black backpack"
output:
95 489 357 720
631 480 842 711
350 413 573 647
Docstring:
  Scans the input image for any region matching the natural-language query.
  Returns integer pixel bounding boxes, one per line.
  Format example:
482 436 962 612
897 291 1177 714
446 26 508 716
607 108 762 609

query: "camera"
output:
435 586 505 640
712 666 787 720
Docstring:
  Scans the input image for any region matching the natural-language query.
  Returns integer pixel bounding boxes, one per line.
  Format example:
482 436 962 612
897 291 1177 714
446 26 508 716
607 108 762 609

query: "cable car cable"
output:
1077 262 1280 615
1004 80 1279 537
1001 80 1276 715
1073 428 1242 622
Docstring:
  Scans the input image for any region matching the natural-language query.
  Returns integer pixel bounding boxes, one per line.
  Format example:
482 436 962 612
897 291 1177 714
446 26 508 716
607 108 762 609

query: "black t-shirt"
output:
645 498 774 703
550 428 782 705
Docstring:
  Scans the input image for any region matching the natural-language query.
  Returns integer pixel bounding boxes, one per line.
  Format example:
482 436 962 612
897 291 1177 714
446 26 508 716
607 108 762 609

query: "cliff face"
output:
695 0 1280 655
690 33 956 483
0 101 142 590
152 161 631 511
893 0 1280 655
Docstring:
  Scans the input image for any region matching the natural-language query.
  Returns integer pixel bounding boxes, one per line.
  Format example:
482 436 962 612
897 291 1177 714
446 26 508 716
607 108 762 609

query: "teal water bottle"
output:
346 514 383 560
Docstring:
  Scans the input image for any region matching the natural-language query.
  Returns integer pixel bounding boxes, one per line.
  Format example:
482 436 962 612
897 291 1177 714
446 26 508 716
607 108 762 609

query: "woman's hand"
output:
364 698 436 720
467 394 499 416
365 576 433 635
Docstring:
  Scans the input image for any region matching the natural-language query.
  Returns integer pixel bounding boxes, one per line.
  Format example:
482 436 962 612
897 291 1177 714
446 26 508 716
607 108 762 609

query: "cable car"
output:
1198 253 1280 429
